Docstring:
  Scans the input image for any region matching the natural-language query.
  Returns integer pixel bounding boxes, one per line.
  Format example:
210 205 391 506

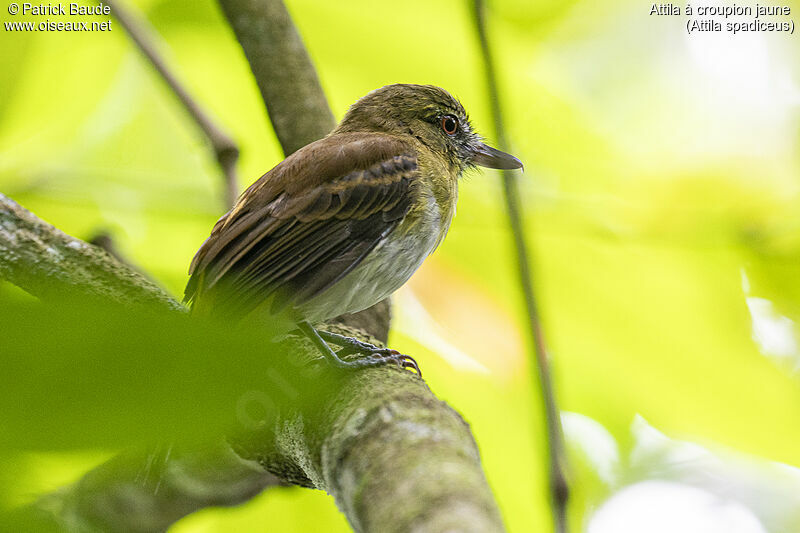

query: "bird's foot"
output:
321 350 421 374
317 330 421 376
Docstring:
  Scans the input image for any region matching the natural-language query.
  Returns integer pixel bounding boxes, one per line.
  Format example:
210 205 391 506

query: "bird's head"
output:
335 84 522 173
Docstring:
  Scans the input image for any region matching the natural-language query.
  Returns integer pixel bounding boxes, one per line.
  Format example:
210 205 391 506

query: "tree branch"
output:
472 2 569 532
233 327 505 532
0 193 181 313
217 0 336 156
40 443 282 533
105 0 240 209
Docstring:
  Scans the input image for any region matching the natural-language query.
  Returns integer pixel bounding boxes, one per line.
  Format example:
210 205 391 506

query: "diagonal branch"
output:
233 325 506 533
472 2 570 532
39 443 282 533
0 193 182 313
217 0 337 156
105 0 240 208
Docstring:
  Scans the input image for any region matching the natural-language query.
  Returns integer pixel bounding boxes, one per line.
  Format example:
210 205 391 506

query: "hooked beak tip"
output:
471 143 523 171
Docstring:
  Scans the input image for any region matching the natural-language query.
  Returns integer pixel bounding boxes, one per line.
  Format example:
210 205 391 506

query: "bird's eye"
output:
440 115 458 135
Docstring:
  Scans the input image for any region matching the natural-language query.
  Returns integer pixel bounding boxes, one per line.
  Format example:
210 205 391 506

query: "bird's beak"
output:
470 142 523 170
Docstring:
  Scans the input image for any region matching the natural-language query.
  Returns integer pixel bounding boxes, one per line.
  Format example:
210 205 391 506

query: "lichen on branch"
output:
0 193 182 312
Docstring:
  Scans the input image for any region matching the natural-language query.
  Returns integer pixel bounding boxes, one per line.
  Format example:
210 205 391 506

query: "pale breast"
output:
297 186 453 324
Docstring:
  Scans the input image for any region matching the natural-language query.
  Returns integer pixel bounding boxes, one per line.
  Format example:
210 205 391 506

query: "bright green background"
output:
2 0 800 531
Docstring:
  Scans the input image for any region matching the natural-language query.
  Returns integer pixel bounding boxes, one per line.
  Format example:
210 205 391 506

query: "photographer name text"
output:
13 2 109 16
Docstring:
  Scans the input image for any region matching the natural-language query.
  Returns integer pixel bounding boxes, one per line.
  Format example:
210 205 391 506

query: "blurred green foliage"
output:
0 298 329 451
1 0 800 531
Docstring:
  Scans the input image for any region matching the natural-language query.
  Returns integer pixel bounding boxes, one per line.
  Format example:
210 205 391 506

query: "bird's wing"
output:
184 133 418 318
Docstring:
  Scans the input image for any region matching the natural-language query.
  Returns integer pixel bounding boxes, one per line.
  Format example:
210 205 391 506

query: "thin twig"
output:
472 2 569 532
105 0 240 209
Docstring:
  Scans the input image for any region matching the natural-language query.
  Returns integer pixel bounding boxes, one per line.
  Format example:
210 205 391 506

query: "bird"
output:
184 84 522 374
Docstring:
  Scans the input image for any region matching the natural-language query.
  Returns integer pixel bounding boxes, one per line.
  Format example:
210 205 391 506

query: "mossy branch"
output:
0 193 181 313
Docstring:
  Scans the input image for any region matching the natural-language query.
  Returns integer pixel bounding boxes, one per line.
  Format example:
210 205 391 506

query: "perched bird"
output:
184 84 522 372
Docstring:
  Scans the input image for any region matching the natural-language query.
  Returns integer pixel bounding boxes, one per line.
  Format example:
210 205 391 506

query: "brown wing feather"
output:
184 133 417 318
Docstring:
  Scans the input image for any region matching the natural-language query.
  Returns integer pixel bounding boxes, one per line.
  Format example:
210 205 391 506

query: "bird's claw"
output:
340 349 421 377
369 349 421 375
315 330 422 376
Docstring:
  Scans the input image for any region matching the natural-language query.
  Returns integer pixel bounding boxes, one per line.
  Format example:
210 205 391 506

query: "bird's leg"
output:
317 328 421 375
298 322 421 375
317 330 386 354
